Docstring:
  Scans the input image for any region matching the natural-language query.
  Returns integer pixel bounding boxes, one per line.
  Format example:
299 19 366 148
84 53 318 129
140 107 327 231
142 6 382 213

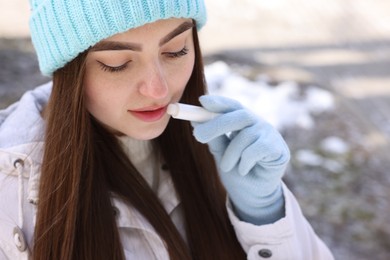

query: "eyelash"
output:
98 47 189 73
164 47 189 58
98 61 130 73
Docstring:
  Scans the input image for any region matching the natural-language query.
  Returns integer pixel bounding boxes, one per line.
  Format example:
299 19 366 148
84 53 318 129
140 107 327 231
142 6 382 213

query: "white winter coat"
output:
0 82 334 259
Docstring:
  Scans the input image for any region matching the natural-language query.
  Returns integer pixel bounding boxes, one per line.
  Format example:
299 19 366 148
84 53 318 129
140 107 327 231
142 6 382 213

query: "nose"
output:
138 61 168 99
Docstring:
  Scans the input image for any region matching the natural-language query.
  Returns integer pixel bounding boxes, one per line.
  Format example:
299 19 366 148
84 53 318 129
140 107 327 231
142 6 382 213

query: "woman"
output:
0 0 333 259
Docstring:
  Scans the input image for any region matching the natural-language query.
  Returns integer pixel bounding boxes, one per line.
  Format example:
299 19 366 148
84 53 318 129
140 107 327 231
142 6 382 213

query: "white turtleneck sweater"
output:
117 136 161 192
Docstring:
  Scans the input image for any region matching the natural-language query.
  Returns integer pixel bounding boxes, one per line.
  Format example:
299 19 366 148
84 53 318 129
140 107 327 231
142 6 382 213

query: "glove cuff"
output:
231 184 285 225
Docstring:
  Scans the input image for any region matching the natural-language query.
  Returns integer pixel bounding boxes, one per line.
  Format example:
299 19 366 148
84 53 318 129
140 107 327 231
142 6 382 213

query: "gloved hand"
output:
192 95 290 225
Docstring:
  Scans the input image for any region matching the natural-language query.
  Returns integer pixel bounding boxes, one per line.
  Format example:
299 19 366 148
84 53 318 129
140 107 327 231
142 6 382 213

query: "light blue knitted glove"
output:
192 95 290 225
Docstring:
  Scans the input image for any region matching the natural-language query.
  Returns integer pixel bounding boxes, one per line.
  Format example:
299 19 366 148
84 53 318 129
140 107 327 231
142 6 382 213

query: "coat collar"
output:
0 83 50 149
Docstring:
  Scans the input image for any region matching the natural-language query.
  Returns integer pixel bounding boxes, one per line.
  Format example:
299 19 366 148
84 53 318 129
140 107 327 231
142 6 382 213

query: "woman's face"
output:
84 18 195 140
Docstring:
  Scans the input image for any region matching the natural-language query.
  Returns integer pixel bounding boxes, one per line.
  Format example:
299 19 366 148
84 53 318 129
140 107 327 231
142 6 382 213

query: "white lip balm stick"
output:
167 103 220 122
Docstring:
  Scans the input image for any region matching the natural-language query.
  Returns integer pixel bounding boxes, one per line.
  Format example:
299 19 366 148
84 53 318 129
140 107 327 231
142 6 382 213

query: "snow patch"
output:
205 61 335 130
320 136 350 155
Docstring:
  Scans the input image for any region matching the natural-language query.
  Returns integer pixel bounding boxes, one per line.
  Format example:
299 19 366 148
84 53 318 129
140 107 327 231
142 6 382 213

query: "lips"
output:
129 106 167 122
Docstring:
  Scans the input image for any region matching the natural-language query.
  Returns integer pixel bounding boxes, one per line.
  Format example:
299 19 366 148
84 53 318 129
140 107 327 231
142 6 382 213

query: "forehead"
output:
105 18 193 42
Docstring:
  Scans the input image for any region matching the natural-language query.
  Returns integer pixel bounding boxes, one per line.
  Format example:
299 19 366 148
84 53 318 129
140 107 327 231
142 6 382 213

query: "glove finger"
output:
191 121 230 162
220 125 259 173
192 109 257 143
207 135 230 162
199 95 243 113
238 123 290 175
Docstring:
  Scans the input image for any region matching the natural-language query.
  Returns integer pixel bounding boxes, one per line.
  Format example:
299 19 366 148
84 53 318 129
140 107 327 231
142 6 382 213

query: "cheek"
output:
84 77 102 112
169 56 195 94
84 77 115 118
85 87 101 111
84 67 122 110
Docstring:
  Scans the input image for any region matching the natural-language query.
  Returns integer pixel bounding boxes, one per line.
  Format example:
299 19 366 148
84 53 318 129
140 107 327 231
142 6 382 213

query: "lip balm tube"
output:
167 103 221 122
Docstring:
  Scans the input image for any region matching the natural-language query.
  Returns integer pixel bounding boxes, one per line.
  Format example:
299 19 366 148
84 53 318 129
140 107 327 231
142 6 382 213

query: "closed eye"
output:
164 47 189 59
98 61 131 73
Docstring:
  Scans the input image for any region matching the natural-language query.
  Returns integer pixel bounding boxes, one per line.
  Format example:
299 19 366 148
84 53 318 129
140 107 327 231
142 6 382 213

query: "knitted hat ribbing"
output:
29 0 207 76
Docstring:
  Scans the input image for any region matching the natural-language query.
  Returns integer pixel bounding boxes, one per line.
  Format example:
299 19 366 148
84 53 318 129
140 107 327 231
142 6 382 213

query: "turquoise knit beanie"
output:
29 0 207 76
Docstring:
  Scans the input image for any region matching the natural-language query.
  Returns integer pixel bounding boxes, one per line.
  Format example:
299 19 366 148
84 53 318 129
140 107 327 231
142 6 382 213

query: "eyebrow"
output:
90 41 142 52
159 20 194 46
90 21 194 52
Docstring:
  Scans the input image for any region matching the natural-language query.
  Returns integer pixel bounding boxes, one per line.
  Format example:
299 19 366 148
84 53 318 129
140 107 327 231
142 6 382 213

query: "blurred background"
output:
1 0 390 259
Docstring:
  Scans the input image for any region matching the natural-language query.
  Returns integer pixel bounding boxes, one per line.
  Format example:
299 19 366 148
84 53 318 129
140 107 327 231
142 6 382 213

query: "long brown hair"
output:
33 27 246 259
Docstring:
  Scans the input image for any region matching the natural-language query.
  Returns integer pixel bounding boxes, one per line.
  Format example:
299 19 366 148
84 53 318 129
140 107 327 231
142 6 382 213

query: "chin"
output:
129 124 167 141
